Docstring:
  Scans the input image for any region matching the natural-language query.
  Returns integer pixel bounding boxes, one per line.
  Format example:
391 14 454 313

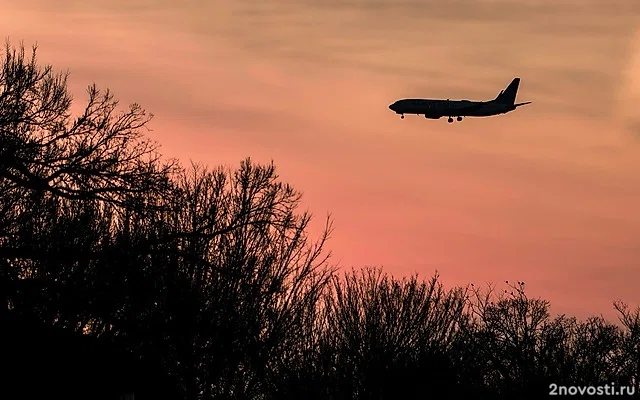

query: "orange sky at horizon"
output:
2 0 640 320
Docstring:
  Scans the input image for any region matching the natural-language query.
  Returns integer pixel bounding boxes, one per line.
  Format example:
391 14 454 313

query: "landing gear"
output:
400 114 404 119
457 116 463 122
448 117 453 123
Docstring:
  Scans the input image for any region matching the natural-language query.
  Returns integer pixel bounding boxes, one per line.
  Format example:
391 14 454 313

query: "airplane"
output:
388 77 531 123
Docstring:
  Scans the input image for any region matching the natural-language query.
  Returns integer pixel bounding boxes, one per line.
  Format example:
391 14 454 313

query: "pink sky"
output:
3 0 640 319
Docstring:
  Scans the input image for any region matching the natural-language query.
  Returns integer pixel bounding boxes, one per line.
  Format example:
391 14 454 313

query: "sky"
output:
2 0 639 319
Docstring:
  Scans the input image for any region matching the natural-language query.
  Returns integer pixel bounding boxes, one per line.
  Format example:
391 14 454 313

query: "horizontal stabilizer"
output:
514 101 531 107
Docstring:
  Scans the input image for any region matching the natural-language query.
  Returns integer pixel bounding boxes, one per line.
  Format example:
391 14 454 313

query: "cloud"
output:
8 0 636 121
187 0 637 119
616 26 640 137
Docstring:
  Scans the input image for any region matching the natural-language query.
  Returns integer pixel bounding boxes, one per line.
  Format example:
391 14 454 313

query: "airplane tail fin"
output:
495 77 520 105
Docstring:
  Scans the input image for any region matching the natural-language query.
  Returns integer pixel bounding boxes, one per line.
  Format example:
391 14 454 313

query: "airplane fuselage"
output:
389 98 514 119
388 77 531 122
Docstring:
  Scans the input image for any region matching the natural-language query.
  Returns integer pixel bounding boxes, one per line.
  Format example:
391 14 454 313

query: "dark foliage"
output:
1 41 639 399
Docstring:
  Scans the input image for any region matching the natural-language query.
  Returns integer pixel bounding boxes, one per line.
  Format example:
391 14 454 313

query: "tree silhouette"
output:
0 41 175 205
2 39 639 400
317 267 469 399
0 40 335 400
614 300 640 389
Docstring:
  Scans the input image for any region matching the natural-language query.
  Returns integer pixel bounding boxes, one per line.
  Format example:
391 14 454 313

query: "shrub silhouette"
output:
1 40 639 399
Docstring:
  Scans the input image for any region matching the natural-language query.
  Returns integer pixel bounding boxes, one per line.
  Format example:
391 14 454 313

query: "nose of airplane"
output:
388 102 396 111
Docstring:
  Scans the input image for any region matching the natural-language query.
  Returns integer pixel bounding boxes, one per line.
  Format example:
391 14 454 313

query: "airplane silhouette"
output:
388 77 531 123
